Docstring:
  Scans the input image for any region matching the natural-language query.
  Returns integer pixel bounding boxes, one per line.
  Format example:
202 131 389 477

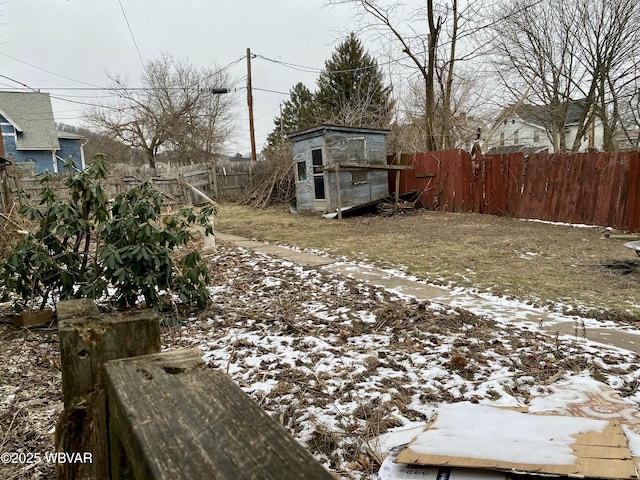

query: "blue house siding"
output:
0 92 86 174
56 138 85 172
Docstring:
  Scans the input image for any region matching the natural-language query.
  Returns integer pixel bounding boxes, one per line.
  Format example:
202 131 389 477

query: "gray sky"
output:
1 0 407 155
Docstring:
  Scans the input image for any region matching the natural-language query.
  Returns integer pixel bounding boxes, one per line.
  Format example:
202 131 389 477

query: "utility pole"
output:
246 48 257 161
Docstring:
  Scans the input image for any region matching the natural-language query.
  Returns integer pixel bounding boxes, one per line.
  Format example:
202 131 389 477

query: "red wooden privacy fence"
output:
389 150 640 232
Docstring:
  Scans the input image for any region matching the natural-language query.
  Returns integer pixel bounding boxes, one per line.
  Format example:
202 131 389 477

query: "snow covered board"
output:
395 403 637 479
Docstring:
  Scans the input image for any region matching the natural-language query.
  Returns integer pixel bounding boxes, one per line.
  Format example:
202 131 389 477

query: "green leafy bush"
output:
0 154 215 311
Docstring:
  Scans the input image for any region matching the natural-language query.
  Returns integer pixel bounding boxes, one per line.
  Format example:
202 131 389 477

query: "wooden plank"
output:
322 162 414 171
13 308 52 327
104 349 334 480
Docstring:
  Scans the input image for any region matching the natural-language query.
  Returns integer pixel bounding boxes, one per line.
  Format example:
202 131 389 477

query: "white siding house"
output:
486 101 604 154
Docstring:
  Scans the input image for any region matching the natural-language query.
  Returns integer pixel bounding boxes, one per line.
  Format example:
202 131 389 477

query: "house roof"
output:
511 100 587 129
57 130 86 141
0 91 60 150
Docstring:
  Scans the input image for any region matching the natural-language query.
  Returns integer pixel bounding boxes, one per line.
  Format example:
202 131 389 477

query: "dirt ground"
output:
215 203 640 323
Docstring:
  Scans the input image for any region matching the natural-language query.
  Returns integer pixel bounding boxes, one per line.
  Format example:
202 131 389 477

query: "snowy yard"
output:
1 241 639 479
174 243 640 478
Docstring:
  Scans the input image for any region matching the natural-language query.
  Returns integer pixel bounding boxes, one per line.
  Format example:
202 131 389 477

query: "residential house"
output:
0 91 86 174
288 125 390 213
486 100 604 154
614 129 640 151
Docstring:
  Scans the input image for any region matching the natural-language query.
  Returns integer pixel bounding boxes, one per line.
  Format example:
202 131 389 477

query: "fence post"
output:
178 172 190 205
208 163 218 198
55 300 161 480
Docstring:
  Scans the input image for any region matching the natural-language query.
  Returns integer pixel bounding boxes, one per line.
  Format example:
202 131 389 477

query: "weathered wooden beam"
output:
56 303 161 480
335 162 342 220
104 349 334 480
58 308 161 406
56 298 100 322
321 162 414 171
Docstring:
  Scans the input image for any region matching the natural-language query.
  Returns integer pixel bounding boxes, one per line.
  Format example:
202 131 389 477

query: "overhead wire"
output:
0 51 104 88
118 0 146 70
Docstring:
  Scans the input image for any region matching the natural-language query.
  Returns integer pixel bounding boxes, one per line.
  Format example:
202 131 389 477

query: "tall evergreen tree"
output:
267 83 317 146
315 32 393 129
265 33 393 149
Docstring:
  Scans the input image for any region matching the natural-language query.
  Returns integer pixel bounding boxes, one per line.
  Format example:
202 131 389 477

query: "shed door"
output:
311 148 325 200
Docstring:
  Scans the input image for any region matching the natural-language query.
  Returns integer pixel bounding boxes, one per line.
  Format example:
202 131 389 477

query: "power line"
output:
253 52 410 75
0 51 103 88
253 87 290 96
118 0 145 70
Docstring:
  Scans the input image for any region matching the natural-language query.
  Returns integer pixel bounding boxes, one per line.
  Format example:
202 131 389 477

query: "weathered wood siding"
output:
291 126 389 212
390 150 640 231
291 135 323 212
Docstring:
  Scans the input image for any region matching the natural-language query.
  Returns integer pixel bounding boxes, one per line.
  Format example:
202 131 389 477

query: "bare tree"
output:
328 0 489 151
491 0 583 152
574 0 640 151
86 53 236 168
491 0 640 152
391 70 483 153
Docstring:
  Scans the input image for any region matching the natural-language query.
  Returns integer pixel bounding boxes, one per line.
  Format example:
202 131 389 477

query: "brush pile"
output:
240 144 295 208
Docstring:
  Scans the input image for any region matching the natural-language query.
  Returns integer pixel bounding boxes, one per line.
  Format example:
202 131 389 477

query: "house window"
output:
351 170 368 184
533 130 540 143
513 129 519 145
500 132 505 146
311 148 325 200
296 161 307 181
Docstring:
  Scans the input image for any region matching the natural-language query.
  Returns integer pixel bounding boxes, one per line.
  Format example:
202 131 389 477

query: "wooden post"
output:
334 162 342 220
247 48 257 163
104 349 334 480
55 301 161 480
178 173 190 206
394 167 401 216
208 163 218 198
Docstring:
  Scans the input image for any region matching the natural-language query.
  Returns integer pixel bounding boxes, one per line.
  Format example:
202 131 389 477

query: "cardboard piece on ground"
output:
380 445 509 480
395 404 637 480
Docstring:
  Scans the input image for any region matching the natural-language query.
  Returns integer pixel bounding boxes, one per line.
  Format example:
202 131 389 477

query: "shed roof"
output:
287 124 390 142
0 91 60 150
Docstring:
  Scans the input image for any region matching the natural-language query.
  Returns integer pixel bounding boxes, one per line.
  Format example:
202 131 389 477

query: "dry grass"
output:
215 203 640 323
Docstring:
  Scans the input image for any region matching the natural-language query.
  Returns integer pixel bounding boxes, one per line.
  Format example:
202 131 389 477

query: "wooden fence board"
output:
5 162 264 214
391 149 640 232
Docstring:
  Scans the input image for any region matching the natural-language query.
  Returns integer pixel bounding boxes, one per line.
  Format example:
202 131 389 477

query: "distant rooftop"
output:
0 91 60 150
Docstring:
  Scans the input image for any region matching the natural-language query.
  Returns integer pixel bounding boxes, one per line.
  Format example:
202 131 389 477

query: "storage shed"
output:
288 125 391 213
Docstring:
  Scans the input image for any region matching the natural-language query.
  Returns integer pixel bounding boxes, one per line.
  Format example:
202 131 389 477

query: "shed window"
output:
311 148 325 200
351 170 368 184
314 176 325 199
346 137 366 162
312 148 323 173
296 161 307 181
